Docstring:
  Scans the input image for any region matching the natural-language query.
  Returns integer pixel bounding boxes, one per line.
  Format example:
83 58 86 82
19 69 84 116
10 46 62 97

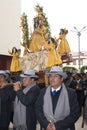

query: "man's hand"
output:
46 123 56 130
13 81 21 91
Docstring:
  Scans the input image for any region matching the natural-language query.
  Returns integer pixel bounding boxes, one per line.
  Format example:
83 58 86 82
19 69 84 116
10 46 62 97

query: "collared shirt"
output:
51 86 62 113
51 85 62 92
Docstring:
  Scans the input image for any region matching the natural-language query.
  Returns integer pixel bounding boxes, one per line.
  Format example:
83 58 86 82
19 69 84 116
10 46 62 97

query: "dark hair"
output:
48 37 55 44
30 77 38 81
12 47 18 53
59 29 64 35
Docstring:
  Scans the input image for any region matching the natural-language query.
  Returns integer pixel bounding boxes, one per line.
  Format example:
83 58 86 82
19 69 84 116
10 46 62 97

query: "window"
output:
73 60 76 65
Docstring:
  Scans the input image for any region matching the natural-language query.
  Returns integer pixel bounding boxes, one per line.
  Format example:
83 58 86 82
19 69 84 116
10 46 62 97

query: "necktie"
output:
52 90 57 96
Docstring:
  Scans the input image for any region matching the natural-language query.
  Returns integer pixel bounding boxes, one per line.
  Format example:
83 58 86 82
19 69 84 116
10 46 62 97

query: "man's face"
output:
49 74 63 88
22 77 34 86
0 75 6 83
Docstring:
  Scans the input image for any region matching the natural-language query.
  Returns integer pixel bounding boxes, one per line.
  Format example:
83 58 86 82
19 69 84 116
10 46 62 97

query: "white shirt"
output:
51 85 62 92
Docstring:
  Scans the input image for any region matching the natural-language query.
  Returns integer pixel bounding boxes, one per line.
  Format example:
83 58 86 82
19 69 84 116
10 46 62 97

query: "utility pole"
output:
71 26 87 72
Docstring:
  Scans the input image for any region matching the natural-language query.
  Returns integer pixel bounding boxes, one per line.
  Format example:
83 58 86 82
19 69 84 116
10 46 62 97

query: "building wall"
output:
0 0 21 55
0 54 12 70
63 52 87 71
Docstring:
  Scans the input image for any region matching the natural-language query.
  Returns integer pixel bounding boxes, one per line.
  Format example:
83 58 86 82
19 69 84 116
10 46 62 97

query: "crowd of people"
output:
0 69 40 130
0 66 87 130
1 4 86 130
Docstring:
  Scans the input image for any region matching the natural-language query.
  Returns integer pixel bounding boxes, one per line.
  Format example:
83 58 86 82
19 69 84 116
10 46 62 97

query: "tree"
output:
63 66 78 73
80 66 87 73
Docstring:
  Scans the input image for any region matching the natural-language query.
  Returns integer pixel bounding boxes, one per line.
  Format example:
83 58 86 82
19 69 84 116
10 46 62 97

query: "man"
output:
0 70 14 130
13 69 40 130
35 66 80 130
64 71 77 89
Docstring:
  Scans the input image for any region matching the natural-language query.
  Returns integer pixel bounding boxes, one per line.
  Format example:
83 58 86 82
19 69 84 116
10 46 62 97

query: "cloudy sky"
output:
21 0 87 52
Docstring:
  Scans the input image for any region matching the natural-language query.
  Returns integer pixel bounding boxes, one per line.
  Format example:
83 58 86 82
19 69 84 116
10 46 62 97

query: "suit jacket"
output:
35 86 80 130
15 85 40 130
0 86 15 127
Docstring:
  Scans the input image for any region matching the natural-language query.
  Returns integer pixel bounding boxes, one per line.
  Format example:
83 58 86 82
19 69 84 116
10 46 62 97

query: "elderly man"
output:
35 66 80 130
12 69 40 130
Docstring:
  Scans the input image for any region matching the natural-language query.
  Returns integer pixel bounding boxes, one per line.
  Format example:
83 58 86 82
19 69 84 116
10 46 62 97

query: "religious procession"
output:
0 3 87 130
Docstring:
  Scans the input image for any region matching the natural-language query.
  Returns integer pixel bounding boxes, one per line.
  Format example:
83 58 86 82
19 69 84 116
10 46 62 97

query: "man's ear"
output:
61 77 64 82
31 78 35 82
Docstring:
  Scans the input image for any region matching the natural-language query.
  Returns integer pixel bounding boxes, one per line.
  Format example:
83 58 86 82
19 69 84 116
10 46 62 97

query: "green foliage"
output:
63 66 78 73
20 12 29 48
34 3 51 41
80 66 87 73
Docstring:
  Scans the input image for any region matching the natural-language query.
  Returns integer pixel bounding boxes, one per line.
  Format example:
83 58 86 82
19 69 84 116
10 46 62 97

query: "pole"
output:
71 26 87 72
77 32 81 72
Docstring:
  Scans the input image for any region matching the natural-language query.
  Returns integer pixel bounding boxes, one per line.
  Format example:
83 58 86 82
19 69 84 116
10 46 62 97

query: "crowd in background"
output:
0 68 87 130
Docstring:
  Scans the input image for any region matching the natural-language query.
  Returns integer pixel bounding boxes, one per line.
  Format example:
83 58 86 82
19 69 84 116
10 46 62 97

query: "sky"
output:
21 0 87 52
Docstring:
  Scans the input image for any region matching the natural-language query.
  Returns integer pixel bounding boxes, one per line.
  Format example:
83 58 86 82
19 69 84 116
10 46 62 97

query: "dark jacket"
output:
35 86 80 130
15 85 40 130
0 86 15 127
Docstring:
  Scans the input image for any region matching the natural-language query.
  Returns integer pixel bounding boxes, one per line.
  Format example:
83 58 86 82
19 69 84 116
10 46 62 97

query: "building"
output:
63 51 87 71
0 0 21 55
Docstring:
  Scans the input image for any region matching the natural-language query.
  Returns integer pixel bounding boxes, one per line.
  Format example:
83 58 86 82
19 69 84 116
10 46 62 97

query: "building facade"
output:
63 51 87 72
0 0 21 55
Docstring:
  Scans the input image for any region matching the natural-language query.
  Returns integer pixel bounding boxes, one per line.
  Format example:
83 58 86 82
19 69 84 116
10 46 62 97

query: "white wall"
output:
0 0 21 55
